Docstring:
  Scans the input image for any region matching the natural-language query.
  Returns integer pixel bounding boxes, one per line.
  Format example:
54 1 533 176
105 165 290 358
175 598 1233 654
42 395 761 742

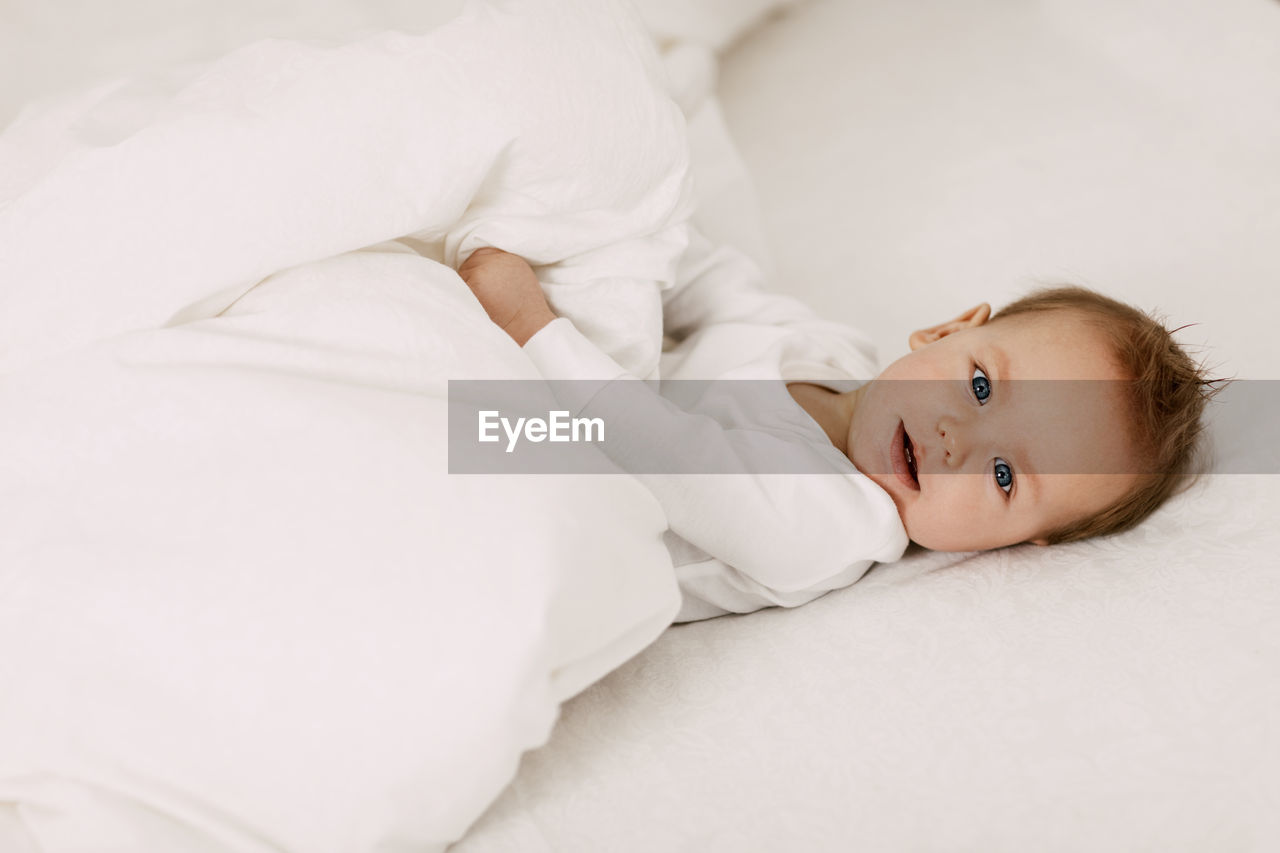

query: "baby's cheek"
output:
905 483 981 551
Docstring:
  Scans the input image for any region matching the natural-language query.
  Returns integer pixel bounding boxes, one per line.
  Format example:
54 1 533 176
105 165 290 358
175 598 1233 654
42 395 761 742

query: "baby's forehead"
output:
979 312 1124 382
985 306 1097 337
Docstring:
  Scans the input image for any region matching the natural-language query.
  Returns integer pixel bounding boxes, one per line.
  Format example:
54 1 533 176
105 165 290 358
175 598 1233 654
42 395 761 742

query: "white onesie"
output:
522 228 908 622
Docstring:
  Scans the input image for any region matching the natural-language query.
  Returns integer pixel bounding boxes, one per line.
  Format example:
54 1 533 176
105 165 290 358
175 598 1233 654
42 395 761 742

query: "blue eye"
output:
994 458 1013 495
971 366 991 403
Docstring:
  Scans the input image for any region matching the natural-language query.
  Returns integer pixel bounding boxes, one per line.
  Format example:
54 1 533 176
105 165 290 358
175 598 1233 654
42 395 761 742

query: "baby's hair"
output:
989 285 1224 544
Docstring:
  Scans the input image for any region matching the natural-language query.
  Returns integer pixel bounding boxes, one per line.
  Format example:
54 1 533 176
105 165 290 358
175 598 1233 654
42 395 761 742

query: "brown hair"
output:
990 285 1222 544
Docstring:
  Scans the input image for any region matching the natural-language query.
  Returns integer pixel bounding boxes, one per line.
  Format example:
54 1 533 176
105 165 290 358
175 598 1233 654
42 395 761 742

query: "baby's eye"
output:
994 458 1013 495
971 366 991 404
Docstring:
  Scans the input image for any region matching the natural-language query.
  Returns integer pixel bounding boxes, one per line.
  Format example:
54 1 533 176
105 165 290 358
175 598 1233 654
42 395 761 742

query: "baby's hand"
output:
458 248 557 346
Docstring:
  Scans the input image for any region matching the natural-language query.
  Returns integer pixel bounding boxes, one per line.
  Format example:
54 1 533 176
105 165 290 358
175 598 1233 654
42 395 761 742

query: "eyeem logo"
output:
478 410 605 453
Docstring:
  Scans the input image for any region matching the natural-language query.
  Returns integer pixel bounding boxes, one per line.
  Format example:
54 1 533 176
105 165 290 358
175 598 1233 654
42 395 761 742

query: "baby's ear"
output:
1029 537 1050 546
907 303 991 351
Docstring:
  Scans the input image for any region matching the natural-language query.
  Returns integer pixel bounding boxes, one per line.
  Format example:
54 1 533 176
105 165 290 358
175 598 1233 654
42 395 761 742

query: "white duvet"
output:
0 2 692 850
0 0 692 378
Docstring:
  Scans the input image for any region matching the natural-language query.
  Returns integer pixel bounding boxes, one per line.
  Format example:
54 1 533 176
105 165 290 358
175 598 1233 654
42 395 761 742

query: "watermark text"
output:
477 410 604 453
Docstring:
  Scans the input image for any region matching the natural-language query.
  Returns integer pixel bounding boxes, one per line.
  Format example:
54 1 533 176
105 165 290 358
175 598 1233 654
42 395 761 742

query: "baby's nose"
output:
937 417 960 463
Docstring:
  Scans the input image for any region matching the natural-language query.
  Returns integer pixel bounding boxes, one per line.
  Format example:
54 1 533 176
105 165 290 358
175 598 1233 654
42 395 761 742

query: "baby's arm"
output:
459 249 903 596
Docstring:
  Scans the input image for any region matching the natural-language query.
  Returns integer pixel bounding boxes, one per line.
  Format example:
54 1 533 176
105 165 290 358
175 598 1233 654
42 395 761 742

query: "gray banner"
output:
448 379 1268 475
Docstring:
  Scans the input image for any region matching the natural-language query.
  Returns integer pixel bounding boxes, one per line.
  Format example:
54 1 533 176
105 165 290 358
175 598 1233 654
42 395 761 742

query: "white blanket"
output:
0 0 693 379
0 1 693 850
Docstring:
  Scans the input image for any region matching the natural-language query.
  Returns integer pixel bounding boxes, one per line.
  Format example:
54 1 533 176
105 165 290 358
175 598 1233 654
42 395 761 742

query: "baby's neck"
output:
785 383 859 456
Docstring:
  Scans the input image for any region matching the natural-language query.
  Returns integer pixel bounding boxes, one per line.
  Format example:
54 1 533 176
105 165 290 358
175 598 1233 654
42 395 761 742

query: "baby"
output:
458 232 1213 622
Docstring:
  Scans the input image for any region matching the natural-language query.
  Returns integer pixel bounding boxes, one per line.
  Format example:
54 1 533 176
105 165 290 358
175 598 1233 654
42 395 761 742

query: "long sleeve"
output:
522 317 906 606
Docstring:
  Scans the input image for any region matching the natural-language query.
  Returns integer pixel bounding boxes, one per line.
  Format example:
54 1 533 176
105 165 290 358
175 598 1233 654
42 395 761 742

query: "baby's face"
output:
846 309 1139 551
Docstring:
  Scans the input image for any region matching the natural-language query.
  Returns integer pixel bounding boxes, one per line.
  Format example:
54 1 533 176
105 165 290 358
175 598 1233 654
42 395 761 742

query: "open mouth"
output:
893 420 920 491
904 431 919 485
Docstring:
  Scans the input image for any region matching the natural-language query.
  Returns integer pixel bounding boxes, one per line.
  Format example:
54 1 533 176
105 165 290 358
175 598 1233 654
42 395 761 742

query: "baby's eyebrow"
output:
989 343 1012 382
1008 406 1043 507
1016 465 1040 507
